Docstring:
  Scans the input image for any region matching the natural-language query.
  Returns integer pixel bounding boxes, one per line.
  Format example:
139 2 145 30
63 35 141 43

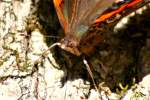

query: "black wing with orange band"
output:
95 0 150 24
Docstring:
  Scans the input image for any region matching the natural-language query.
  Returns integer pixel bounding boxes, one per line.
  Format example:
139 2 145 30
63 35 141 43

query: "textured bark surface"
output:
0 0 150 100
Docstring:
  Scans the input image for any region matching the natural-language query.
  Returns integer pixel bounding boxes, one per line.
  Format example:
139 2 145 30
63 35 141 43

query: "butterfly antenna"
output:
19 33 60 39
83 58 99 92
43 42 61 55
34 42 61 64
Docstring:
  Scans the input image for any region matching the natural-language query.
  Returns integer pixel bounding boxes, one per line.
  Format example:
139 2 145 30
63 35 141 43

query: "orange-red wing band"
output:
95 0 143 23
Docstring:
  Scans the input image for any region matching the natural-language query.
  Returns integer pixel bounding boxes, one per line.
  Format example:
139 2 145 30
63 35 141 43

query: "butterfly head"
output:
59 34 81 56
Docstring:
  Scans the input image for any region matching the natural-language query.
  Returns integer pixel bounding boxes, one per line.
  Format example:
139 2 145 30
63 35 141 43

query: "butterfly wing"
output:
53 0 116 39
53 0 69 34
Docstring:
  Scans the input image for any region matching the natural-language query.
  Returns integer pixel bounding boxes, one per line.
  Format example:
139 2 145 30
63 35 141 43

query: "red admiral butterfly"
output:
52 0 149 91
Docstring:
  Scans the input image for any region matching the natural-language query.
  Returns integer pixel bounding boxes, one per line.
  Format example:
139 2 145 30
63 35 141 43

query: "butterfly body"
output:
59 28 105 56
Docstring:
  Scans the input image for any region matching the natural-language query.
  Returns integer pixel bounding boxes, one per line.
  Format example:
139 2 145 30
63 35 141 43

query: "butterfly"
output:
53 0 149 56
51 0 149 92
